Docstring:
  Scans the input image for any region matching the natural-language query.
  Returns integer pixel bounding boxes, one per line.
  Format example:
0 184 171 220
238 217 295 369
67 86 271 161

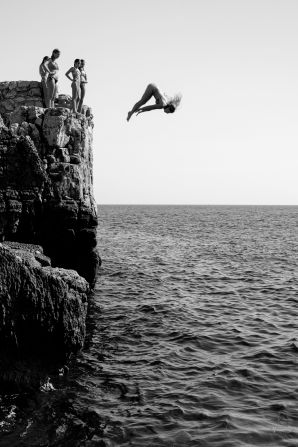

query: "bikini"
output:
72 67 81 83
80 69 87 84
47 59 59 83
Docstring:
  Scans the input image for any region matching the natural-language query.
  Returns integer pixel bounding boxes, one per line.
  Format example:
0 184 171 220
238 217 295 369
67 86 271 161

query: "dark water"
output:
1 205 298 446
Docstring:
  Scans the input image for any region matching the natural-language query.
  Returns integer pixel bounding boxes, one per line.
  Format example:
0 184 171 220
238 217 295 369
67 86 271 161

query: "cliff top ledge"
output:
0 80 92 118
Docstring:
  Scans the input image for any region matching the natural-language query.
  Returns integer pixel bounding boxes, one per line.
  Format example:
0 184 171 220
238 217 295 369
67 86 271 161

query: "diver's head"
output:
164 94 182 114
164 104 176 114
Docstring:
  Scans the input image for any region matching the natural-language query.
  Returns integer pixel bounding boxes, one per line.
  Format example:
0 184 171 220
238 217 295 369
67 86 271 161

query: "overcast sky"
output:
1 0 298 204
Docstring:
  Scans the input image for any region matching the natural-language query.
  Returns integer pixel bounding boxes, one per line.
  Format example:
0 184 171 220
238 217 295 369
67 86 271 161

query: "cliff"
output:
0 241 88 351
0 81 100 285
0 81 100 386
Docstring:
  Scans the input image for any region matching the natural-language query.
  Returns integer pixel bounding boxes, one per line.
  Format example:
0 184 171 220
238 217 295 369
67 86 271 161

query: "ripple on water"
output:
2 206 298 446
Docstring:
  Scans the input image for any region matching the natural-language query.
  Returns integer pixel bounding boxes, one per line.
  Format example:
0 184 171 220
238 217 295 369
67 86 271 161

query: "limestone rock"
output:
0 243 89 350
56 94 92 117
0 82 100 388
0 93 99 285
0 243 89 387
43 108 71 147
0 81 43 115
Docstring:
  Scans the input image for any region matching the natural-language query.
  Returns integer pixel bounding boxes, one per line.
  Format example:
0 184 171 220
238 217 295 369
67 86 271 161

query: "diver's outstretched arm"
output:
136 104 164 114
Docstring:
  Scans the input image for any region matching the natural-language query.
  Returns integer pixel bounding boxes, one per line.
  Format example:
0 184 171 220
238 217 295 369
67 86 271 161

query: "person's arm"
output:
65 67 74 81
136 104 164 114
43 60 52 75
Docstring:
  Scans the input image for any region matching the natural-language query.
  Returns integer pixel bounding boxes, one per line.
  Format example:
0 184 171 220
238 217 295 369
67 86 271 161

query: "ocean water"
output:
1 205 298 446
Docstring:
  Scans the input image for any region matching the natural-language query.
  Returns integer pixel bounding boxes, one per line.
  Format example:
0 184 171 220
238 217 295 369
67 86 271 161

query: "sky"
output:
1 0 298 204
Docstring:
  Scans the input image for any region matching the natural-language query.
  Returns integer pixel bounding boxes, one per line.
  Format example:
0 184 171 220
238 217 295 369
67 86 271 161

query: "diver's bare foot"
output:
127 111 132 122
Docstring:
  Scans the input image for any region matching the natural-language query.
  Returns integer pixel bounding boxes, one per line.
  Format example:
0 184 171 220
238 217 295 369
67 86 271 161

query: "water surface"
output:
1 205 298 446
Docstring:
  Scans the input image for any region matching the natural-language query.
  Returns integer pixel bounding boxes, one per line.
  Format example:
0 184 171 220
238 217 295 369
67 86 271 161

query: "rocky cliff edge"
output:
0 81 100 285
0 81 100 386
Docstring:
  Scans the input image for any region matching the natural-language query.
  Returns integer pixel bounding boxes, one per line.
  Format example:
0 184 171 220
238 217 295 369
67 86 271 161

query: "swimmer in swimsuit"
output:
127 83 181 121
39 56 49 107
65 59 81 113
44 49 60 108
78 59 87 113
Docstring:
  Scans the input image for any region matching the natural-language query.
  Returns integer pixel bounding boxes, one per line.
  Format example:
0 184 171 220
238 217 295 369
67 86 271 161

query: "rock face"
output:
0 242 89 354
0 81 44 114
0 81 100 286
0 81 100 386
0 81 92 116
0 242 89 388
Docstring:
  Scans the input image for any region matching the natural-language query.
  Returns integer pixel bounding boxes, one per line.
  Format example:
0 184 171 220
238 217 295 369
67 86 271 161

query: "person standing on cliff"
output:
44 48 60 108
39 56 49 107
127 83 182 121
78 59 87 113
65 59 81 113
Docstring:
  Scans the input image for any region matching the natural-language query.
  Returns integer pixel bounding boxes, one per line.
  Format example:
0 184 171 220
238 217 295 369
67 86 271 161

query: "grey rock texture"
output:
0 81 44 113
0 81 92 116
0 81 100 387
0 81 100 286
0 242 89 352
0 242 89 388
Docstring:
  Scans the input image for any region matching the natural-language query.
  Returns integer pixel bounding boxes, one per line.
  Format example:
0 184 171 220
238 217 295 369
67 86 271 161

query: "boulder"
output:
0 242 89 388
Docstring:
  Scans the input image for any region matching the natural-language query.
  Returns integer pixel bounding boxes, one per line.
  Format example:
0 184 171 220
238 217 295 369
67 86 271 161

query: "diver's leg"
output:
127 84 154 121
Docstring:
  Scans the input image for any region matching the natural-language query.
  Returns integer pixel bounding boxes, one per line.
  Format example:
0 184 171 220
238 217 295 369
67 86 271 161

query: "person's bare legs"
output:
127 84 155 121
78 84 85 113
41 79 48 107
54 81 59 104
47 78 56 107
71 81 80 112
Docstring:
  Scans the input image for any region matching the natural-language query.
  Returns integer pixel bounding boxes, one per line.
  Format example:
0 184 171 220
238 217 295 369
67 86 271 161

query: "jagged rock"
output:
0 243 89 349
56 93 72 109
0 114 6 130
43 108 71 147
70 154 81 164
0 86 99 284
0 81 43 115
55 94 92 117
0 242 89 387
0 82 100 388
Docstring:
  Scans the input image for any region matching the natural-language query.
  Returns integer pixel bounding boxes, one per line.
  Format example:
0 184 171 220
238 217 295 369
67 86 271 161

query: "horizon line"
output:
96 203 298 207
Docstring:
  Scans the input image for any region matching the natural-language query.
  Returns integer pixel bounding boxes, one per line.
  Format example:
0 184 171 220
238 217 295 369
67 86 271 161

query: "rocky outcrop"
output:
0 81 100 387
0 81 100 286
0 242 89 388
0 242 88 353
0 81 92 116
0 81 43 114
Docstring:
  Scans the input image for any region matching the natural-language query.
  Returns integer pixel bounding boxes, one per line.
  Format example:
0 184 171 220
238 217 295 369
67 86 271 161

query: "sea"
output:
1 205 298 447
